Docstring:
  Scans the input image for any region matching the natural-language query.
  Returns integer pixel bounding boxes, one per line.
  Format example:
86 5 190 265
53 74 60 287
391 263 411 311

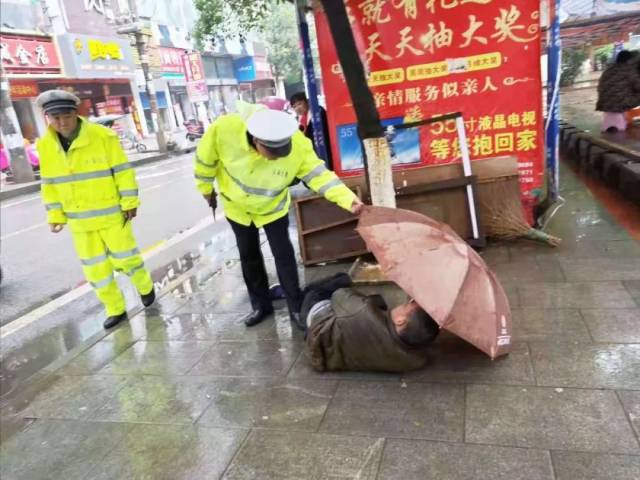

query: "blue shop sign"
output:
233 56 256 82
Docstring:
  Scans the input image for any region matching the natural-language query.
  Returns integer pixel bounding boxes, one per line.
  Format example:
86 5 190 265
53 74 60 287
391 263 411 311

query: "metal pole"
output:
122 0 168 152
0 64 35 183
545 0 561 202
296 2 329 164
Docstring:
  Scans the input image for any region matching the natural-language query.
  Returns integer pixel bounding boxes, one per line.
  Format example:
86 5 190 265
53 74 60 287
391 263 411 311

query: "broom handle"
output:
456 116 480 240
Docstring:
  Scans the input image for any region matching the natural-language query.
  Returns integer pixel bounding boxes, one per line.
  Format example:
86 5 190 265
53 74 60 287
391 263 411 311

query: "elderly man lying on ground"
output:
298 273 439 372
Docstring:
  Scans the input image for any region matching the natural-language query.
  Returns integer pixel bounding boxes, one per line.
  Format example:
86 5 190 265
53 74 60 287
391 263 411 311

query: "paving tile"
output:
98 341 212 375
222 429 384 480
319 381 464 441
287 351 402 382
478 245 511 265
503 283 521 307
91 375 215 425
623 280 640 305
492 260 565 283
142 311 301 343
0 415 35 444
197 378 336 431
466 384 639 453
188 340 302 377
86 424 247 480
581 309 640 343
552 451 640 480
0 419 128 480
511 308 591 342
102 311 168 344
378 439 553 480
618 390 640 437
20 375 129 420
530 342 640 389
555 239 640 259
58 339 136 375
560 258 640 282
519 281 637 308
404 335 535 386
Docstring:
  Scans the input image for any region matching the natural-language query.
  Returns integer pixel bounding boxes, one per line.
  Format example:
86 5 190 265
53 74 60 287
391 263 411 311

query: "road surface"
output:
0 154 212 326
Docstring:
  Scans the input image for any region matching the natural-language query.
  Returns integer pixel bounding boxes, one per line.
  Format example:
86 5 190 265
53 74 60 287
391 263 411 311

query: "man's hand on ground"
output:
351 197 364 215
50 223 64 233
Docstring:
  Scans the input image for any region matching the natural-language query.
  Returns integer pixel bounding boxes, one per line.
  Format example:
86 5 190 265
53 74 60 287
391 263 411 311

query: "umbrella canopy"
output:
357 205 512 359
257 96 288 111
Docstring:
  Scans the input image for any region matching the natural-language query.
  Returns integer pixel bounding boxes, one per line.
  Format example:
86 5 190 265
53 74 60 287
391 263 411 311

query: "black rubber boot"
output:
140 287 156 307
103 312 128 329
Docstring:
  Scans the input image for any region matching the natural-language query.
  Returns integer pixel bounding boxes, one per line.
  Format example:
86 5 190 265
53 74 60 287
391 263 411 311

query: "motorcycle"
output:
184 119 204 142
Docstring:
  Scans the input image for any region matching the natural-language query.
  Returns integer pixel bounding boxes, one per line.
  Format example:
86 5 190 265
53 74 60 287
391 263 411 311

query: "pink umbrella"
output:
357 206 512 359
258 96 288 111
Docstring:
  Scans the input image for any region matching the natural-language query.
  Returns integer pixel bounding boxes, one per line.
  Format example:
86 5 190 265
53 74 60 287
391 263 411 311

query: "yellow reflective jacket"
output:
194 112 356 227
37 118 139 233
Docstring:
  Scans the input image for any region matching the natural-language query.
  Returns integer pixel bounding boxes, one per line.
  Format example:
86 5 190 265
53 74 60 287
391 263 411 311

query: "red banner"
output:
315 0 544 211
10 80 39 98
1 34 62 75
182 52 208 102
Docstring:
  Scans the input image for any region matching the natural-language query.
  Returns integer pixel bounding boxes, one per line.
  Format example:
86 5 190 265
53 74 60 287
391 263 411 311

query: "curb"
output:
0 147 195 201
560 121 640 205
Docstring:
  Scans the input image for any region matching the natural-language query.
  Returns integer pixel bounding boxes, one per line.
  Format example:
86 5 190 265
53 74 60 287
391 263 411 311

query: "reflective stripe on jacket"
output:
194 112 356 227
37 118 139 232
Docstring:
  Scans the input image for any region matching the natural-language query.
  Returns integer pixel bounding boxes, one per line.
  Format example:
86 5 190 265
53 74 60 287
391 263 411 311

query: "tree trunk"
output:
318 0 395 207
0 66 35 183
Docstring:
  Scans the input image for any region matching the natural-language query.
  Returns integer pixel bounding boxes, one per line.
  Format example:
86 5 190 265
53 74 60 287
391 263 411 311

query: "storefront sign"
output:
105 97 125 114
182 52 208 102
57 34 135 78
233 56 256 82
10 80 39 98
158 47 185 77
0 34 62 76
62 0 122 36
315 0 544 214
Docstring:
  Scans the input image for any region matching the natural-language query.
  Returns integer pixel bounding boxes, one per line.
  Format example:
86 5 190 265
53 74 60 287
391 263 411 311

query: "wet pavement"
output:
1 164 640 479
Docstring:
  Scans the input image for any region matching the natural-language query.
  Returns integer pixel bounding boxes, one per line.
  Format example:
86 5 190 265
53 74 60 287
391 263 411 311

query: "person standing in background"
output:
290 92 333 171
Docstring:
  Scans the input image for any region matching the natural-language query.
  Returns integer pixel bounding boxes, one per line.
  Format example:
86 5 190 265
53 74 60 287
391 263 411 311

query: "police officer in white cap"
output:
194 102 363 328
36 89 155 329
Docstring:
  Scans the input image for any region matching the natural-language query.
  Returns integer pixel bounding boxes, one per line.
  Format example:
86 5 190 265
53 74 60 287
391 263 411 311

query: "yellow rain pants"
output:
71 222 153 316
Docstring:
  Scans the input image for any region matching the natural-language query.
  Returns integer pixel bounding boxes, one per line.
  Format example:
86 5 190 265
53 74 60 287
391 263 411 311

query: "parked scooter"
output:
184 119 204 141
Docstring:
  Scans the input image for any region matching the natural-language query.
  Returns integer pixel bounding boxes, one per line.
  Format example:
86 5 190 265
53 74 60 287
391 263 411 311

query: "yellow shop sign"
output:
80 39 124 62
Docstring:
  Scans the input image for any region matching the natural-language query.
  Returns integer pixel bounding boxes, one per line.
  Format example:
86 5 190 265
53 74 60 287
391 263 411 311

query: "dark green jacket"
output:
306 288 429 372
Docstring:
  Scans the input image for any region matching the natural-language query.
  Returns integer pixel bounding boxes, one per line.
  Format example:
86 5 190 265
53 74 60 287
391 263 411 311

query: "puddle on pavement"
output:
0 228 239 407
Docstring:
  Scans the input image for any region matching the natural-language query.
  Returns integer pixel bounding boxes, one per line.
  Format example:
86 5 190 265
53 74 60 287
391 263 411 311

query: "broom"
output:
478 177 562 247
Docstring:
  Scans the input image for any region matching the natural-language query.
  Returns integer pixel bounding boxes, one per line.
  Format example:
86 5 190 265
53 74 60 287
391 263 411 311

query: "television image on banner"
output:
336 117 421 172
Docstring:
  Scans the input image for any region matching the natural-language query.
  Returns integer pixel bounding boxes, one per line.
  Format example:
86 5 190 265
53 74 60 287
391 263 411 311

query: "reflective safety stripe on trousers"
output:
90 273 115 289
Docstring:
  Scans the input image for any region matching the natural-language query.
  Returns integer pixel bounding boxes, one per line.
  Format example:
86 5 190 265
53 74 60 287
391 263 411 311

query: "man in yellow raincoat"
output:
36 90 155 329
194 104 363 328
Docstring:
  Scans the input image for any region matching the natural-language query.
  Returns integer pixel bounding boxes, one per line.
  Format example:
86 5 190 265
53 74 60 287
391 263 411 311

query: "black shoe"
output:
289 312 307 333
140 288 156 307
242 308 273 327
104 312 128 329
